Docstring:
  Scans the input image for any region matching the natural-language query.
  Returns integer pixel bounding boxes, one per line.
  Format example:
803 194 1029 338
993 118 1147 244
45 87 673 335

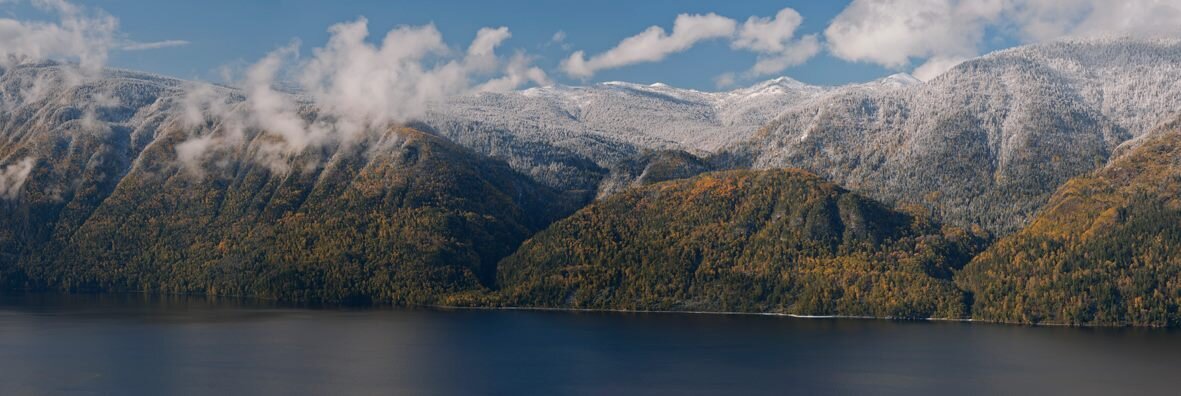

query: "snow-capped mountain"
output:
506 76 825 151
735 37 1181 233
422 73 915 192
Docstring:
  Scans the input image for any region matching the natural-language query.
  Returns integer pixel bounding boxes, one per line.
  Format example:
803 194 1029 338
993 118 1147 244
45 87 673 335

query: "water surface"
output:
1 294 1179 395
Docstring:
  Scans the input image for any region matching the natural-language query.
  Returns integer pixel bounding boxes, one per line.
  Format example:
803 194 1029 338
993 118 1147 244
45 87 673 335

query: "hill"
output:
957 119 1181 326
497 169 987 319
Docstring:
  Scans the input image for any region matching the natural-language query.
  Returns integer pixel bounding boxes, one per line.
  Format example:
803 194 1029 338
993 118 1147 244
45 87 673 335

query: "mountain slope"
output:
422 76 838 193
0 64 578 304
957 118 1181 326
497 169 987 319
733 38 1181 234
0 63 188 263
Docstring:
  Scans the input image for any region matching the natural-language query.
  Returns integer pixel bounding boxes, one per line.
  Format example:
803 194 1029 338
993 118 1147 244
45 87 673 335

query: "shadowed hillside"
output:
0 116 580 303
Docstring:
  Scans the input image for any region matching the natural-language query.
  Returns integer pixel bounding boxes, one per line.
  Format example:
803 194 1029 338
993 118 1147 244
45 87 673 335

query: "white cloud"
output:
912 55 970 81
734 8 807 53
295 19 533 134
121 39 189 51
548 30 570 50
1014 0 1181 40
178 18 549 174
467 26 510 72
713 72 737 88
0 0 118 70
0 157 34 200
745 34 821 77
174 83 247 174
476 51 550 92
563 8 822 82
715 7 822 85
826 0 1181 80
825 0 992 69
561 13 736 78
0 0 191 73
174 133 217 176
247 41 323 167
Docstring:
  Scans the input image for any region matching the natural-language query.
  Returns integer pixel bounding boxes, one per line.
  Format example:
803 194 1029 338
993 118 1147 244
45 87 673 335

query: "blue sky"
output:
5 0 1177 90
3 0 901 89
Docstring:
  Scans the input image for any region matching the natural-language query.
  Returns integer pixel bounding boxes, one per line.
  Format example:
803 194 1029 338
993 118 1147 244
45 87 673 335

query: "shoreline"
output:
431 305 1173 328
431 304 979 323
3 290 1165 328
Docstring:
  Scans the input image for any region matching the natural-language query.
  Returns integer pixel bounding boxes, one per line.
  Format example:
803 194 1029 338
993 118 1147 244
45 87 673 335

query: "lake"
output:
1 294 1179 395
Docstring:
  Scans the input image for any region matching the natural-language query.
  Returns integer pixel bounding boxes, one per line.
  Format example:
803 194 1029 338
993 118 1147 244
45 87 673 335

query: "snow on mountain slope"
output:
735 37 1181 234
1000 37 1181 139
421 74 918 192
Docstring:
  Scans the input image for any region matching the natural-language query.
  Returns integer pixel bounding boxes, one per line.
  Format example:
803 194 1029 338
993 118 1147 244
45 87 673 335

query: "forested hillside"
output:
0 66 580 304
497 169 988 319
957 120 1181 326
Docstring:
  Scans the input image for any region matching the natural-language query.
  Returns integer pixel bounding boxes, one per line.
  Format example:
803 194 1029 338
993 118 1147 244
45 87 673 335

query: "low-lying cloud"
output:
0 157 35 200
177 18 549 174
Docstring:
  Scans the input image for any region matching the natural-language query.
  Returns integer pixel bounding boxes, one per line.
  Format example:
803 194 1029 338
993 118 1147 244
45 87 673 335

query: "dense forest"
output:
7 121 1181 326
957 126 1181 326
1 127 583 304
497 169 988 319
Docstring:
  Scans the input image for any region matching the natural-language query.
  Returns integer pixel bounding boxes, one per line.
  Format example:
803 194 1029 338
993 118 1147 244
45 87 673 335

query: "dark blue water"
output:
1 294 1179 395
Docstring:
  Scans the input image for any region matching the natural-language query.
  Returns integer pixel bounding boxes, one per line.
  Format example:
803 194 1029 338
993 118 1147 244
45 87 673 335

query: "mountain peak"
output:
746 76 808 90
880 73 922 87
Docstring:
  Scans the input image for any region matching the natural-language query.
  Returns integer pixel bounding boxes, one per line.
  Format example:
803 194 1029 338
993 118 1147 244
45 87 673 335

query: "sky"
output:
3 0 1181 91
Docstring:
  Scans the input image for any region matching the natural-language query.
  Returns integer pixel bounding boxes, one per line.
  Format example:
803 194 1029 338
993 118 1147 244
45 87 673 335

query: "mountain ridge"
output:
732 36 1181 234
